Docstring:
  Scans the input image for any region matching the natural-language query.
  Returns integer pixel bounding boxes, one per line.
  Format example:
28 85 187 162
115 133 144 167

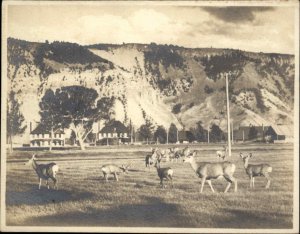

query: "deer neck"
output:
243 158 249 169
188 158 199 172
31 159 38 172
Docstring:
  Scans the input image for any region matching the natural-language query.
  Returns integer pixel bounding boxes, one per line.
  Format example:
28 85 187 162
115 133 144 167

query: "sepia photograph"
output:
1 0 299 233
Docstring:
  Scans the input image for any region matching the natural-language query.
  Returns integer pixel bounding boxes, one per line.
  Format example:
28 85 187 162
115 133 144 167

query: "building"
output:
30 124 65 147
98 120 129 145
271 124 294 143
233 124 293 142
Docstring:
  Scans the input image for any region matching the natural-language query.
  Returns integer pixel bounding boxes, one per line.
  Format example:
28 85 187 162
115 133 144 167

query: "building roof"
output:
30 124 64 134
272 125 294 137
99 120 128 134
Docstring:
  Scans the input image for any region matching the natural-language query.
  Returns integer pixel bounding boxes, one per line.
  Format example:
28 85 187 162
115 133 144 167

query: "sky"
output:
6 3 297 54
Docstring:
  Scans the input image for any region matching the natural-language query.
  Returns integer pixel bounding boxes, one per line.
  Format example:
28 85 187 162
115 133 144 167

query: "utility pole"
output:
225 73 232 157
207 128 210 144
166 128 169 144
231 121 234 145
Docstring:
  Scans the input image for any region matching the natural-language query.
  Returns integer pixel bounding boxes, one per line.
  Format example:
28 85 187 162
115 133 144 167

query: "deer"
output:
151 148 164 163
154 161 174 188
239 152 272 189
24 154 59 190
101 164 130 182
183 151 237 193
216 145 228 160
170 146 191 163
145 148 157 170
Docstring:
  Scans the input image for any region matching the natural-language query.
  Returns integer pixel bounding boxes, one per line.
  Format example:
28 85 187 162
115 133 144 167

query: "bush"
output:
172 103 182 114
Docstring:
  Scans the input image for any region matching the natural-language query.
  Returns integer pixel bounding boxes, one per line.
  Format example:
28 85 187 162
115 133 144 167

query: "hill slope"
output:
7 38 294 140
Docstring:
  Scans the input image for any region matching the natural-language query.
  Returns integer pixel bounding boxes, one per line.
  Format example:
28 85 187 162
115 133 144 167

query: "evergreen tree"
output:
7 91 27 151
210 124 224 142
168 123 178 143
154 125 167 144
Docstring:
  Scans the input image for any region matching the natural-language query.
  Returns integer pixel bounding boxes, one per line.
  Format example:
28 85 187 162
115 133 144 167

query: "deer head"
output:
183 151 197 163
240 152 252 161
24 154 36 166
120 164 130 174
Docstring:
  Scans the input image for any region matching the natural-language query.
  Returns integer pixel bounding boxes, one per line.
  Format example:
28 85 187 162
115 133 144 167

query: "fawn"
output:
154 161 173 188
240 152 272 189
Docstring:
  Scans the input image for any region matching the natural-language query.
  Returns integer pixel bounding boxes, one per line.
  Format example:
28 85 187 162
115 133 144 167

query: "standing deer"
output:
154 161 173 188
216 145 228 160
101 164 130 182
239 152 272 189
145 148 157 170
183 151 237 193
25 154 59 190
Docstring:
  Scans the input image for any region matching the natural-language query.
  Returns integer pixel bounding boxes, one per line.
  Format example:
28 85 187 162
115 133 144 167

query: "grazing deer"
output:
239 152 272 189
183 151 237 193
169 146 191 163
101 164 130 182
25 154 59 190
216 146 228 160
154 161 173 188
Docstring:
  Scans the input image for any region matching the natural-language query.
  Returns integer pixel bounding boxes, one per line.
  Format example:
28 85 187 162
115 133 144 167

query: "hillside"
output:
7 38 295 140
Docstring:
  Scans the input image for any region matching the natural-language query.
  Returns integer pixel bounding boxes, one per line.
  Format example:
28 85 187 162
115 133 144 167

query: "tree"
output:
168 123 178 143
210 124 224 142
138 120 154 143
193 121 207 142
154 125 167 144
39 86 114 150
186 130 196 142
248 126 258 140
7 91 27 151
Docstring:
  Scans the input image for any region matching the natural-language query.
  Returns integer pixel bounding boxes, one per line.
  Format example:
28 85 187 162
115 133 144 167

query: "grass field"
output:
5 143 294 229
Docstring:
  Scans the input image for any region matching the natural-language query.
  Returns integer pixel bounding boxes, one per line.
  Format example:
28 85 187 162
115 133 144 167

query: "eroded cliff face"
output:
7 38 295 140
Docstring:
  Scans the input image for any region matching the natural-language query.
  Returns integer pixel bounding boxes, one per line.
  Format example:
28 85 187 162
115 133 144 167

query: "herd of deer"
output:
24 146 272 193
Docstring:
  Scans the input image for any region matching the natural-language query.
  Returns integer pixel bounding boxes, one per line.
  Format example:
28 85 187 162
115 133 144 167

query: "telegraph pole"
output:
225 73 232 157
166 128 169 144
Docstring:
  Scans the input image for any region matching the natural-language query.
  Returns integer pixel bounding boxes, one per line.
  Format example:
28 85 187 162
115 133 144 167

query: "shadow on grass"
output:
214 208 292 229
21 196 186 227
6 185 93 206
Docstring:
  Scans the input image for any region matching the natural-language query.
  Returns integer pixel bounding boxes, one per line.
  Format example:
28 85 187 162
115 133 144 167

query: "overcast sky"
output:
7 3 296 54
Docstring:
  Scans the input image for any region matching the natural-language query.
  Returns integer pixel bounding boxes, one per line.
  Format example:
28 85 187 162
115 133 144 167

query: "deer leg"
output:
224 175 237 193
170 176 173 189
103 173 108 182
264 174 271 189
52 177 57 190
249 175 253 189
252 177 255 188
114 173 119 181
46 180 49 189
206 180 215 193
38 178 42 190
200 177 206 193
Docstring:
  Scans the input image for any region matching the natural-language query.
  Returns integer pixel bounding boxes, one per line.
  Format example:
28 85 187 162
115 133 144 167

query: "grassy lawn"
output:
5 143 294 229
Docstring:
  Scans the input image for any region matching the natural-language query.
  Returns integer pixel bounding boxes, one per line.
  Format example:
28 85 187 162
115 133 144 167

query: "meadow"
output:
5 143 294 229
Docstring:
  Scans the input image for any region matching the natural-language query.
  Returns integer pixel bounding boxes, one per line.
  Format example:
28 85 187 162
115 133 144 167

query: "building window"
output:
124 133 127 137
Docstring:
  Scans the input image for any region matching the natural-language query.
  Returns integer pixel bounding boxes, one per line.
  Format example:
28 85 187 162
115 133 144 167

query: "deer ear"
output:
239 153 243 158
